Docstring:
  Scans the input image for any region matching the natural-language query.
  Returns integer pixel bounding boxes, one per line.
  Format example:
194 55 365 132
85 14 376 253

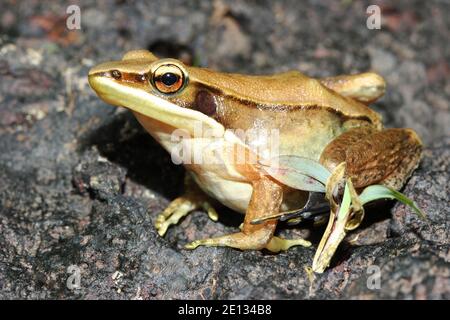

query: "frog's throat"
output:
89 75 225 136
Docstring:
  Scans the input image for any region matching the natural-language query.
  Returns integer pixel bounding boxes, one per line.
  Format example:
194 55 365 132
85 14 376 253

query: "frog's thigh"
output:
320 128 422 189
186 177 311 251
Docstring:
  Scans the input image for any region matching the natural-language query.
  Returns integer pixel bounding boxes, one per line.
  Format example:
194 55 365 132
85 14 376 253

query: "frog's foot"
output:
185 176 312 252
185 230 311 252
155 196 218 236
265 236 311 252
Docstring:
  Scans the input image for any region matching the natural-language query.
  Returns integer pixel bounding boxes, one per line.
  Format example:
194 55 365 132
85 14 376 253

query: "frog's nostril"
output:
111 70 122 79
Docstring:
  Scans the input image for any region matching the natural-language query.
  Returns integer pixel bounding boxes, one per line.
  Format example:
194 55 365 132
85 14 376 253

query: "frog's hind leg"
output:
320 127 423 190
313 128 422 272
320 127 423 212
320 127 423 240
155 174 218 236
318 127 423 252
185 177 311 252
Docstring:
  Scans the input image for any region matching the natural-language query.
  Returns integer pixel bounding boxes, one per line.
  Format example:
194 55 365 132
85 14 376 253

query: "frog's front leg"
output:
155 173 218 236
313 127 423 272
185 176 311 251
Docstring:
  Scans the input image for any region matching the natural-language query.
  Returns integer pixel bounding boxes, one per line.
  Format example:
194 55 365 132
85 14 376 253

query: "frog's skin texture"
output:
88 50 422 256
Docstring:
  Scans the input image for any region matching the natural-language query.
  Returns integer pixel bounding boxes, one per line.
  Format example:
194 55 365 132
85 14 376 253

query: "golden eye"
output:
153 64 185 94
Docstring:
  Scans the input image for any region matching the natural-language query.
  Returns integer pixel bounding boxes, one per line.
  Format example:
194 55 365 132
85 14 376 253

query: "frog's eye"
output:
153 64 186 94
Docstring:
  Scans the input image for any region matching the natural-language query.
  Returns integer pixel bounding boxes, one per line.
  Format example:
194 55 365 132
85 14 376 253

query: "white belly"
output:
181 136 253 214
189 168 252 214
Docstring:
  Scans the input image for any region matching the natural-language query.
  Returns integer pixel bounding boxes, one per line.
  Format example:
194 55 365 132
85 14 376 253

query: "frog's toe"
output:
184 234 311 251
184 228 309 252
184 231 267 250
155 197 196 236
184 239 202 250
154 197 219 236
265 236 311 252
203 201 219 222
156 209 187 237
184 237 229 250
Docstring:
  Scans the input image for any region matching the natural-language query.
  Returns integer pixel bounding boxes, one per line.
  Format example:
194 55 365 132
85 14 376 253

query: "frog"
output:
88 50 422 264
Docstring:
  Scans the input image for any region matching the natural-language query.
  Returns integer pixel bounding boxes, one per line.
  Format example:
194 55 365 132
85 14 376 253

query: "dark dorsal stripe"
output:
190 80 374 124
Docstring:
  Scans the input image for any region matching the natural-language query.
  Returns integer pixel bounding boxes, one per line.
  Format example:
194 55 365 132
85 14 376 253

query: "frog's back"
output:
188 67 382 128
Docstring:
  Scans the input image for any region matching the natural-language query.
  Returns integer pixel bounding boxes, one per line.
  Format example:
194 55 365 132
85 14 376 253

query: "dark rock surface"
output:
0 0 448 299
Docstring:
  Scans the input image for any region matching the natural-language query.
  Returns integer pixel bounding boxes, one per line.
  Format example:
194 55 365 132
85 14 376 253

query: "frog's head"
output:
88 50 224 136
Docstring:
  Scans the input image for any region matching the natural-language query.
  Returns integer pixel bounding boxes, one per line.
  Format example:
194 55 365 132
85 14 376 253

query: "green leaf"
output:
259 155 331 192
359 185 426 220
337 181 352 221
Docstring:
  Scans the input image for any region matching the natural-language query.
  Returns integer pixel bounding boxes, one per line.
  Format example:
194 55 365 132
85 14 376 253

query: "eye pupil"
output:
153 64 185 94
161 72 178 86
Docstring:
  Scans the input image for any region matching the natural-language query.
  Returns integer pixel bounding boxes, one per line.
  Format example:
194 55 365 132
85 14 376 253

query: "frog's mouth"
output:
88 71 225 137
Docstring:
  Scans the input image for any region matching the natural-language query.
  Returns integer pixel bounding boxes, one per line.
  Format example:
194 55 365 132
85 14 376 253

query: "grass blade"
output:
360 185 426 220
259 155 331 192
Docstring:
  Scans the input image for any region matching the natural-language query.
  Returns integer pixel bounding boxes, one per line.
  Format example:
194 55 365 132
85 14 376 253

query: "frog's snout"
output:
87 68 104 94
88 64 123 108
89 61 117 76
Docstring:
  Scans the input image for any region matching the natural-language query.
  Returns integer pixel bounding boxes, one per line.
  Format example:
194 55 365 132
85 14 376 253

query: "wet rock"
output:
72 152 127 201
389 137 450 245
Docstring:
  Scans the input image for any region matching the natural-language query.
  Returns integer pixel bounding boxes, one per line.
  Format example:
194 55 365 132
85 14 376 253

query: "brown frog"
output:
88 50 422 272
